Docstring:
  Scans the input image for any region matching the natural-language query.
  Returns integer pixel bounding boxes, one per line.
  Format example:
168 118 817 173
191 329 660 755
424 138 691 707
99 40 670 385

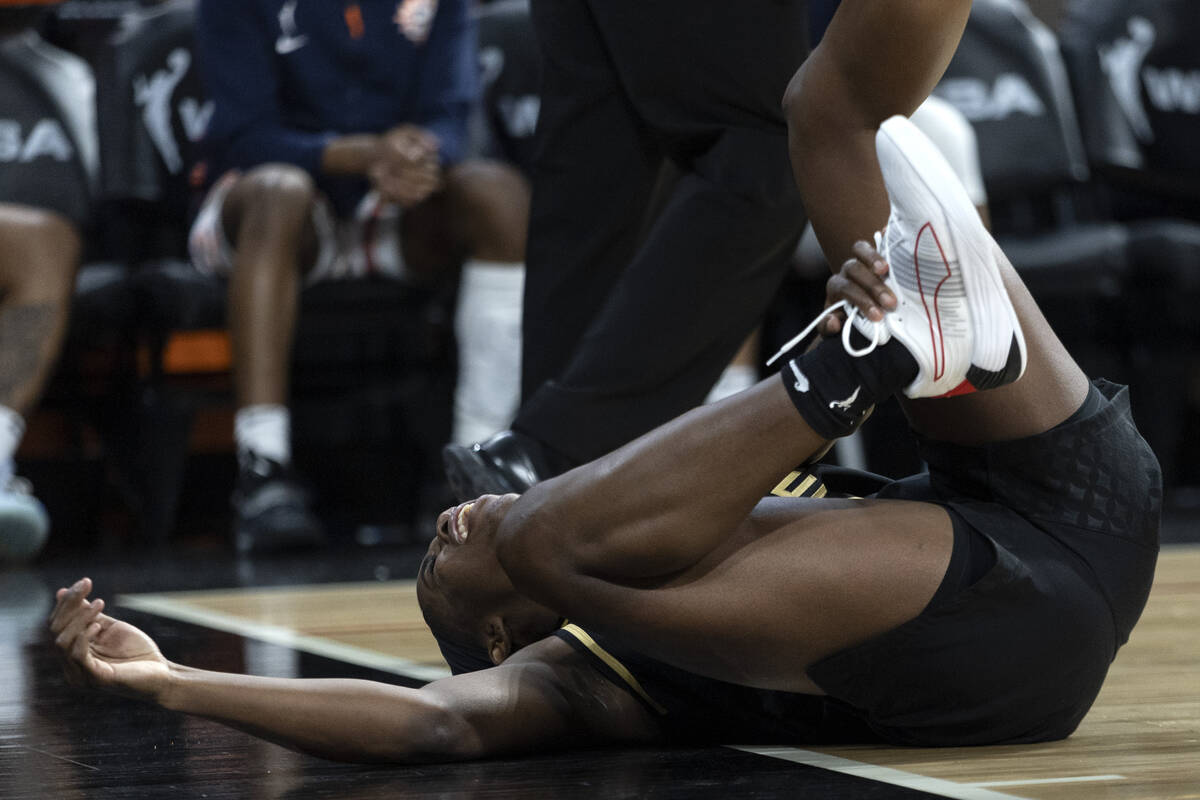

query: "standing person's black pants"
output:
512 0 811 465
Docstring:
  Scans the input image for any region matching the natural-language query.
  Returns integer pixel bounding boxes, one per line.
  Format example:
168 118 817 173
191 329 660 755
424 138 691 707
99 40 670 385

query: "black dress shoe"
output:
442 430 572 502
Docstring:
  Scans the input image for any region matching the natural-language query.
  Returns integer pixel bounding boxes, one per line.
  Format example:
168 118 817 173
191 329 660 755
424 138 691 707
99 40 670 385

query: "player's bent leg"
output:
401 160 530 277
865 115 1089 444
493 116 1037 688
217 167 326 552
498 115 1013 605
439 160 529 264
0 205 80 562
220 164 320 407
422 161 530 446
0 204 80 413
901 244 1090 445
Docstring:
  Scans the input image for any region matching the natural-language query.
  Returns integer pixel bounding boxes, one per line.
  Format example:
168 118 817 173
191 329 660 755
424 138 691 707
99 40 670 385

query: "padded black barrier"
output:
933 0 1131 372
934 0 1090 203
1123 218 1200 339
1062 0 1200 175
1057 0 1200 396
1060 0 1200 215
1057 0 1144 174
1120 218 1200 488
0 40 93 227
90 0 208 267
289 279 458 534
94 0 207 212
995 223 1131 377
70 261 137 337
473 0 540 176
134 257 225 331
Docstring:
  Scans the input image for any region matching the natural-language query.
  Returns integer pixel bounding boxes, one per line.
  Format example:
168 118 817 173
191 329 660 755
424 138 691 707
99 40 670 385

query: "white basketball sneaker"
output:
861 115 1026 399
0 470 49 562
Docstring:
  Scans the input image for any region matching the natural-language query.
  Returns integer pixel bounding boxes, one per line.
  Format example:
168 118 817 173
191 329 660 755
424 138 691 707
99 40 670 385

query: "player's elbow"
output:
782 52 889 158
383 697 485 764
781 60 815 135
783 61 843 169
495 483 580 597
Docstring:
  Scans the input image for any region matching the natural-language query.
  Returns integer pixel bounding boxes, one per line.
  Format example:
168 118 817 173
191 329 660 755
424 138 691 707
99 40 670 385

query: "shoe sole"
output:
442 444 523 503
877 116 1027 397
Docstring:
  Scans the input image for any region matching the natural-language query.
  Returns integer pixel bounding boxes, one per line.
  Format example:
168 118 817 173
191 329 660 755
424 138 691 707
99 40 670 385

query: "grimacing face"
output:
414 493 523 641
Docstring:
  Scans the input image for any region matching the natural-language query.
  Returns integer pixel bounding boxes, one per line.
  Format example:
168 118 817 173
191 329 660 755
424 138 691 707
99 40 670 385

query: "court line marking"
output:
966 775 1125 788
121 588 1133 798
117 592 451 683
18 744 101 771
731 746 1028 800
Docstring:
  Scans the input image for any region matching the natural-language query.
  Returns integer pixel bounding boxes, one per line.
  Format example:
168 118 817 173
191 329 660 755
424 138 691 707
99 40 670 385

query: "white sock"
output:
452 260 524 445
235 404 291 464
705 364 759 404
0 406 25 480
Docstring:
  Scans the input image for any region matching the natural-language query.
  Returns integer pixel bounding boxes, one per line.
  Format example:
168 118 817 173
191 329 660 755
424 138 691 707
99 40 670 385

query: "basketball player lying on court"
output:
51 117 1161 760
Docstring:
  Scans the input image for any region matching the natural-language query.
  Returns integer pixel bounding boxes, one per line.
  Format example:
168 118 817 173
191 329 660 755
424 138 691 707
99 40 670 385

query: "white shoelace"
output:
767 230 893 368
764 299 883 367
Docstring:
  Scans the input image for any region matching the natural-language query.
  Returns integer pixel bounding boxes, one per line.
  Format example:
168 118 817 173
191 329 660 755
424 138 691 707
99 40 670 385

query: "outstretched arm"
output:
784 0 971 268
50 579 658 763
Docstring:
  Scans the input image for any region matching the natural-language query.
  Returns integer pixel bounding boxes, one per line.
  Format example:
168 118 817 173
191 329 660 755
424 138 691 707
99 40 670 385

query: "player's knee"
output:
442 159 530 213
236 164 317 223
442 160 529 260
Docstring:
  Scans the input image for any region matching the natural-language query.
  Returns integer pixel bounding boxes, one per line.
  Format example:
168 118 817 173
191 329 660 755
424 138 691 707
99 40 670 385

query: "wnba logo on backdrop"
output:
1100 17 1157 142
0 119 73 163
936 74 1046 122
395 0 438 43
1100 15 1200 144
134 48 214 175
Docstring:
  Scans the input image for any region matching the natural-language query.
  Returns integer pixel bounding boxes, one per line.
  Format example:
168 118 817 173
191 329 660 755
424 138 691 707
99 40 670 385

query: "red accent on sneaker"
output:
940 379 977 398
914 222 953 381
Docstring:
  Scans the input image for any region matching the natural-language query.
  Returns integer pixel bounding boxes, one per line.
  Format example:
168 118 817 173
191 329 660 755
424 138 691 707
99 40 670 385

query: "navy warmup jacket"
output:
195 0 478 212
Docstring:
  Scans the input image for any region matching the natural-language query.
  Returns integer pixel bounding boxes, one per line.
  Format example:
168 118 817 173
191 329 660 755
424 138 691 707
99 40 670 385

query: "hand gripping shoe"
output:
863 114 1027 399
764 116 1026 399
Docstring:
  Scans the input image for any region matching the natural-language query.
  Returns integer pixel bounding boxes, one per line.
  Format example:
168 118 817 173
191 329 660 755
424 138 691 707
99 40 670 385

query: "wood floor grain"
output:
6 545 1195 799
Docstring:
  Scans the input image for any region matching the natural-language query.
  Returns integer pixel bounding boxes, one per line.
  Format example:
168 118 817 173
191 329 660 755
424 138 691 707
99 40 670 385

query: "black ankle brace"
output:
780 333 918 440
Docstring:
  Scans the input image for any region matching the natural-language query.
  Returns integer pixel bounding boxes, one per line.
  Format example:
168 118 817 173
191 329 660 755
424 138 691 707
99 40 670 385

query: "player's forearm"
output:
789 89 898 270
789 108 890 270
320 134 381 176
498 380 825 594
160 665 471 763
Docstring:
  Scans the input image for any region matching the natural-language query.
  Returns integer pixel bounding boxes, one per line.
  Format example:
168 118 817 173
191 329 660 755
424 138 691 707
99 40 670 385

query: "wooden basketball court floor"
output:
3 543 1197 799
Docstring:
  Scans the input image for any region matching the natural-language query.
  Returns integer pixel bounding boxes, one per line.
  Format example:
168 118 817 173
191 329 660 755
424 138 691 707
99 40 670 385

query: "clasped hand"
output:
368 125 442 207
